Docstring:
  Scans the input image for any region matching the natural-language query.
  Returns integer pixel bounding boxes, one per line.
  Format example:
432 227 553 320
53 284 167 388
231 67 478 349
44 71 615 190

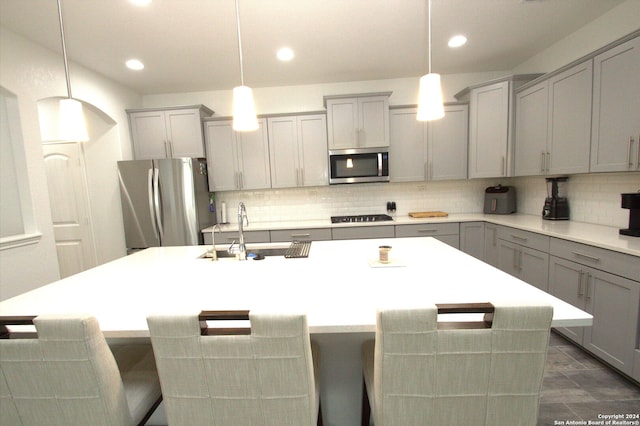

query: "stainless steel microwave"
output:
329 147 390 184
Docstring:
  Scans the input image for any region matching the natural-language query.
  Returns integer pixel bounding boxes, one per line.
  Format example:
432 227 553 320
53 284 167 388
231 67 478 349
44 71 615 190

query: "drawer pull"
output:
418 229 438 233
572 251 600 263
510 234 528 243
290 233 311 238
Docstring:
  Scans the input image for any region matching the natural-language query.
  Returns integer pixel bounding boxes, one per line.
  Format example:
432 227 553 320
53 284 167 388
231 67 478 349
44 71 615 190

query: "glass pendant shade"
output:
59 98 89 141
232 86 258 131
417 73 445 121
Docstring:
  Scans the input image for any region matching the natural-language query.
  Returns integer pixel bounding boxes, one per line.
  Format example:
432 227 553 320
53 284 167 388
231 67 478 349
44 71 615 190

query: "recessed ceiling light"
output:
448 35 467 48
277 47 294 62
125 59 145 70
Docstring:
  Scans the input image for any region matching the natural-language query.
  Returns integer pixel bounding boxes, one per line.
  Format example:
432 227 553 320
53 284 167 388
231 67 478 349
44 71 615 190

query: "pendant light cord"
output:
428 0 432 74
235 0 245 86
56 0 73 99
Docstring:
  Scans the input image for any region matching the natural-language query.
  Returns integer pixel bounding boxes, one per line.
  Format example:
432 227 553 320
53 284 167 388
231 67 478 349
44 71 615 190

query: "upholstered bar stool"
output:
361 302 553 426
147 310 321 426
0 314 162 426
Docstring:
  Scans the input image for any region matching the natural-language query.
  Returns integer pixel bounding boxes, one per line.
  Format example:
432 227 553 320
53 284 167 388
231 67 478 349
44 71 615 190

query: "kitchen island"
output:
0 237 592 426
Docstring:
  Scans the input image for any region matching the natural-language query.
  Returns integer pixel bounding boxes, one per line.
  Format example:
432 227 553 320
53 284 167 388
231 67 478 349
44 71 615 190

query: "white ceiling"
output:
0 0 627 95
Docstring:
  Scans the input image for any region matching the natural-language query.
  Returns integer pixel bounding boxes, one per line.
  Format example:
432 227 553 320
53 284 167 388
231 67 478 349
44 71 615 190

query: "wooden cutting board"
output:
408 211 449 218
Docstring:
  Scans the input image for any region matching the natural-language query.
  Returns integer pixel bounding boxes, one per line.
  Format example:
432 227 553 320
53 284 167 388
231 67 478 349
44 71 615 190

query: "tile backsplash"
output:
214 173 640 229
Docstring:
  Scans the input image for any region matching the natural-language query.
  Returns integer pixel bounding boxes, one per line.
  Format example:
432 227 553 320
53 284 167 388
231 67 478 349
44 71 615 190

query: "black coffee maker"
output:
543 177 569 220
620 191 640 237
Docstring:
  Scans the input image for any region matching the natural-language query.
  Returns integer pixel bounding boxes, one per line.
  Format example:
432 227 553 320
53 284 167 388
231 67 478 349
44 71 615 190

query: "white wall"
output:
143 72 508 115
0 27 141 300
513 0 640 74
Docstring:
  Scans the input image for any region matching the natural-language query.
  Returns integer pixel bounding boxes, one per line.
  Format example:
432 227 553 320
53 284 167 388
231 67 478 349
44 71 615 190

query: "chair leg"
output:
361 378 371 426
137 395 163 426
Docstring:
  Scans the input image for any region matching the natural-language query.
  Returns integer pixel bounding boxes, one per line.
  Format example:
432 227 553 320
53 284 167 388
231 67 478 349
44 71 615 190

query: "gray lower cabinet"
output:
549 255 640 375
498 239 549 292
270 228 332 242
484 223 499 267
460 222 485 260
549 237 640 377
495 225 550 291
331 225 395 241
395 223 459 249
203 230 271 245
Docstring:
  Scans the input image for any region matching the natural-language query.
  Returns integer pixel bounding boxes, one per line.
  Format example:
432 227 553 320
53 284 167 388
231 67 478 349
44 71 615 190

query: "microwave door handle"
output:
377 153 383 176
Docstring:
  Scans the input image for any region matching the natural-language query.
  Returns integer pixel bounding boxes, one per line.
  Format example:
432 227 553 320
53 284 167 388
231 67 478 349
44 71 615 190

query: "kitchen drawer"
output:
331 225 395 240
270 228 332 242
550 237 640 281
497 226 549 252
395 223 459 238
203 230 271 245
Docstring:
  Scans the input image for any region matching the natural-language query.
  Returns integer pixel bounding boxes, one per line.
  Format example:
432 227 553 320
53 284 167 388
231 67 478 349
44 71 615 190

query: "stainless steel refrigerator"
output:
117 158 215 252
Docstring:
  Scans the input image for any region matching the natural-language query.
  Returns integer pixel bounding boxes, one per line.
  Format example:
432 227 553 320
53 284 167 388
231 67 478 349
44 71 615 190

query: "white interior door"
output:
43 142 97 278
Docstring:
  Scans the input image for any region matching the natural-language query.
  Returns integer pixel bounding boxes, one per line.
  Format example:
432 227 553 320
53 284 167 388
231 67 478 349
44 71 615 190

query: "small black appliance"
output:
483 185 517 214
543 177 569 220
620 191 640 237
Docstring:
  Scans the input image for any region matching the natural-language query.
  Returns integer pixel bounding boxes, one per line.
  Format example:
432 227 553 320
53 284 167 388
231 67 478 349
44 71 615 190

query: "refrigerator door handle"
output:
147 168 160 240
153 167 164 243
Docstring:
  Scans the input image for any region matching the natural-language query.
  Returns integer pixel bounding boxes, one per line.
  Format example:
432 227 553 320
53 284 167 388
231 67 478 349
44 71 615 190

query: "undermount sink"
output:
200 243 291 260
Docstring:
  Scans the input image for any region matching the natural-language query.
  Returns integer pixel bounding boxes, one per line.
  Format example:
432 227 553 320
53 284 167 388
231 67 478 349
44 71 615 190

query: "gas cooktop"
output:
330 214 394 223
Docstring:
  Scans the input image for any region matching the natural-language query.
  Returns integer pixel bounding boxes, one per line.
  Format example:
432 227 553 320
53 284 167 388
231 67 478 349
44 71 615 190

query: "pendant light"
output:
417 0 445 121
232 0 258 132
56 0 89 141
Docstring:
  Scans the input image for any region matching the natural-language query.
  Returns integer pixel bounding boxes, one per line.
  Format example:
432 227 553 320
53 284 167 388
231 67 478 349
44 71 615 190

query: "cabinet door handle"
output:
628 136 634 168
571 251 600 263
584 272 592 300
501 156 506 176
519 249 524 272
513 248 519 271
546 152 551 172
429 162 433 180
164 141 170 158
541 152 546 173
300 168 304 186
578 271 585 297
168 141 174 158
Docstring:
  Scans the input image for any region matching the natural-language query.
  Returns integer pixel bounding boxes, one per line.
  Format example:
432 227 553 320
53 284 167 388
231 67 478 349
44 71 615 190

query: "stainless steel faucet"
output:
236 202 249 260
209 223 222 261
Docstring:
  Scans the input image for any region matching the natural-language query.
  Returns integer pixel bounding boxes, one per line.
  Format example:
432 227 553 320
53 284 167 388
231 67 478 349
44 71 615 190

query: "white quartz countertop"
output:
0 237 592 337
203 213 640 257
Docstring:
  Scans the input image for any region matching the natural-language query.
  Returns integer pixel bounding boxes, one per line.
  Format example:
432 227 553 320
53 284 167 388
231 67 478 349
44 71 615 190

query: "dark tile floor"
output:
538 331 640 425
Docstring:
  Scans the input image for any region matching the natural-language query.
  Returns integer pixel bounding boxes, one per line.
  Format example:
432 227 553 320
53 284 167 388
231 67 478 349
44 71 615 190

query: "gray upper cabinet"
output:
127 105 213 160
325 93 391 149
515 61 593 176
514 83 548 176
590 36 640 172
390 105 468 183
457 76 541 179
268 114 328 188
467 80 510 178
204 118 271 191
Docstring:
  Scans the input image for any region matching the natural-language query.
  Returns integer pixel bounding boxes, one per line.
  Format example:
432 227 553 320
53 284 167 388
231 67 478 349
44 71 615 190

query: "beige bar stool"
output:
361 302 553 426
0 314 162 426
147 310 321 426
